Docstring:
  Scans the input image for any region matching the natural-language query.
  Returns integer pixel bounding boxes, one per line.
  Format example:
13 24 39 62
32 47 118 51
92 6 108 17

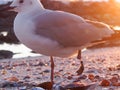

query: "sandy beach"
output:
0 47 120 90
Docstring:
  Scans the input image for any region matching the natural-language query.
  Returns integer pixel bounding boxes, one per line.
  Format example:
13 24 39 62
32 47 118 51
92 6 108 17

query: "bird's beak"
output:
0 6 16 12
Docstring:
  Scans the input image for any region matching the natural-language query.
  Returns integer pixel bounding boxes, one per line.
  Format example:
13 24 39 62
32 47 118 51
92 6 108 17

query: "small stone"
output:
2 82 17 88
108 88 114 90
32 87 45 90
38 62 46 66
112 82 120 86
78 74 87 79
74 74 87 82
1 69 7 75
110 76 118 83
100 79 110 86
64 82 94 90
94 75 101 80
26 68 31 71
86 69 98 74
67 75 73 80
43 70 50 73
0 65 4 69
23 75 31 80
116 64 120 70
5 76 19 82
37 82 53 90
53 85 65 90
88 74 95 81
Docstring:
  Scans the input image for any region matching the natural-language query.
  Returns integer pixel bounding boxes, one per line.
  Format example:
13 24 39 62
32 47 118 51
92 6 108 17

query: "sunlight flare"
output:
113 26 120 30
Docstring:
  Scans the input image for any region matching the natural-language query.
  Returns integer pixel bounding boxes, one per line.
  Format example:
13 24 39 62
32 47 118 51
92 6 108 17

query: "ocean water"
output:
0 43 40 58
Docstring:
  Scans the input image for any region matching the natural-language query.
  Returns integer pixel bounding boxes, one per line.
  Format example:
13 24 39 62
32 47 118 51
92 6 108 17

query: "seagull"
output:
6 0 116 85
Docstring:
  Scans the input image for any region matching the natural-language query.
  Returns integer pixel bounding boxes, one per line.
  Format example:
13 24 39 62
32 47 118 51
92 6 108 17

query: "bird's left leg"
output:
50 56 54 85
76 50 84 75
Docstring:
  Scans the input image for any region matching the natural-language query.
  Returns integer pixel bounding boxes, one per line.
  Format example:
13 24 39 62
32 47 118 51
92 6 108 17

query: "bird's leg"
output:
50 56 54 85
76 50 84 75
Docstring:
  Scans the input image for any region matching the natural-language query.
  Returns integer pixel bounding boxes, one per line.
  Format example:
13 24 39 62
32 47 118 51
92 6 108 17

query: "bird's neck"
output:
18 0 45 14
33 0 44 10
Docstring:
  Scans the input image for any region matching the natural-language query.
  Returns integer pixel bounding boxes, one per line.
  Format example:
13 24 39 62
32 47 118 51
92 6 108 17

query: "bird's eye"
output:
19 0 24 3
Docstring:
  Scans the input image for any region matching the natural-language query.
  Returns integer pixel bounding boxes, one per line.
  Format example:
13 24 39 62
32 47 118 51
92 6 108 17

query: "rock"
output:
110 76 118 84
0 50 13 59
116 64 120 70
74 74 87 82
1 82 18 88
64 82 93 90
37 82 53 90
85 69 99 74
1 69 7 75
43 69 50 73
88 74 95 81
32 87 45 90
53 85 65 90
100 79 110 86
78 74 87 80
87 84 98 90
0 65 4 69
67 75 73 80
23 75 31 80
112 82 120 86
5 76 19 82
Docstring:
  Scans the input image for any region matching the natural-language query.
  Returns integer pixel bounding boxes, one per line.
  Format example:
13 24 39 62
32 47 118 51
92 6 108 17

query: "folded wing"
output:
33 10 114 47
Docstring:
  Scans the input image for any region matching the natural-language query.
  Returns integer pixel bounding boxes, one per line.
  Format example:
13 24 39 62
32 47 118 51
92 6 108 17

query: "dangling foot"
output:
76 61 84 75
76 50 84 75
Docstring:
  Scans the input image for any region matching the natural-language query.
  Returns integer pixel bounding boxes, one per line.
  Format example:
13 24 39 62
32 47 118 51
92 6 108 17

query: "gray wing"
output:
33 10 114 47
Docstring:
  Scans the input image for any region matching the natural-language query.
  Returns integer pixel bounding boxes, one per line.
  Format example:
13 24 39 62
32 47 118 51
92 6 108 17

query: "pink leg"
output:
50 56 54 85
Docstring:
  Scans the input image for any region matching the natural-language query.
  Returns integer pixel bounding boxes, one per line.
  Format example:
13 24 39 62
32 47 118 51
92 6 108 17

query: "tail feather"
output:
91 28 120 45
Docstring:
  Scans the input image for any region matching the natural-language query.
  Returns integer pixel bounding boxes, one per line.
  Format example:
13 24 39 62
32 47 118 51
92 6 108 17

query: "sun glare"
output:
70 0 79 1
116 0 120 2
113 26 120 30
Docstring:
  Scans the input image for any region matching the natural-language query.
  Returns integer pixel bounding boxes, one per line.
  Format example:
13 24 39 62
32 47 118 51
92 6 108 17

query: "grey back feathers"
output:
33 11 114 47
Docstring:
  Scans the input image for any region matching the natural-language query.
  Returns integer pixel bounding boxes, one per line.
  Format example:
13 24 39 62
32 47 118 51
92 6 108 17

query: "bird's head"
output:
9 0 44 12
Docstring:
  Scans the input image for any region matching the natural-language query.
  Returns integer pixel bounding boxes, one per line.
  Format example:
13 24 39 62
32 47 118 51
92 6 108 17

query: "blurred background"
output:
1 0 120 59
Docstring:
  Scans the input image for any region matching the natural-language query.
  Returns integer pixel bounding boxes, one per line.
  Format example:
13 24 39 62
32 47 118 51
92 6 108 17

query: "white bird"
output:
7 0 115 86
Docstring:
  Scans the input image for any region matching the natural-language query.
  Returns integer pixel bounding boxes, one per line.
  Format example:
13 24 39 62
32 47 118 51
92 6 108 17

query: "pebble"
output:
110 76 118 83
53 85 65 90
78 74 87 80
0 65 3 69
36 82 53 90
1 82 18 88
43 69 50 73
112 82 120 86
100 79 110 86
88 74 95 81
5 76 19 82
116 64 120 70
23 75 31 80
64 82 91 90
32 87 45 90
